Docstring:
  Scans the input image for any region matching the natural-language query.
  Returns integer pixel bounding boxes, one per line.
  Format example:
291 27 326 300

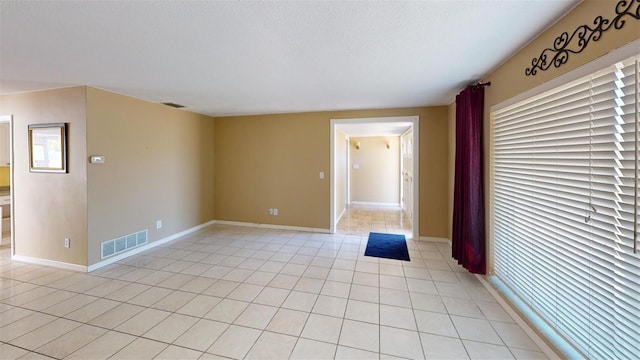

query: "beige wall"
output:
483 1 639 108
214 112 330 229
215 106 449 238
86 88 215 266
0 86 216 267
0 87 88 265
350 136 400 204
445 0 640 268
2 90 449 266
447 102 455 240
335 130 348 220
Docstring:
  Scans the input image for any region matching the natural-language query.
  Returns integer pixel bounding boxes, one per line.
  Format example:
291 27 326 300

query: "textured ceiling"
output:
0 0 578 117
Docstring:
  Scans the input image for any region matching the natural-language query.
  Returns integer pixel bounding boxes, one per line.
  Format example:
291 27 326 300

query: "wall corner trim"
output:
87 219 216 272
213 220 331 234
11 255 88 272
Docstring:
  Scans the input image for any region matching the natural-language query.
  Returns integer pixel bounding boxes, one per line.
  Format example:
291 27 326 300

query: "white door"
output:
401 129 413 225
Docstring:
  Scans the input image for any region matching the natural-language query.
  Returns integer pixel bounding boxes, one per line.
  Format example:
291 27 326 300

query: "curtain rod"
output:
471 81 491 92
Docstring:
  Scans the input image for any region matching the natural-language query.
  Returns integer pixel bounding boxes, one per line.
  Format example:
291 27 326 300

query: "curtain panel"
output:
452 85 486 274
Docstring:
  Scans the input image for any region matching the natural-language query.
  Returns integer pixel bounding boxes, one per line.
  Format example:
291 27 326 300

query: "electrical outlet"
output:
274 208 278 216
269 208 274 215
64 238 70 248
156 220 162 229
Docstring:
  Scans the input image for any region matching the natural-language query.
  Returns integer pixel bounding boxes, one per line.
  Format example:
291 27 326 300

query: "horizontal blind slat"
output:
491 53 640 359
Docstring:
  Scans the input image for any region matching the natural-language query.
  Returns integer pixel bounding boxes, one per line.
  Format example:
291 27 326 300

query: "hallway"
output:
336 204 412 239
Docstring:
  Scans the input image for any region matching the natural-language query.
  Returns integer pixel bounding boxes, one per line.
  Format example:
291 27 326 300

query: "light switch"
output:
319 172 324 179
90 155 105 164
353 164 359 169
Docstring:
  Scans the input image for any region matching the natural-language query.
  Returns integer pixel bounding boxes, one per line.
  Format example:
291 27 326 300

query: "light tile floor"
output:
0 224 548 359
336 205 413 239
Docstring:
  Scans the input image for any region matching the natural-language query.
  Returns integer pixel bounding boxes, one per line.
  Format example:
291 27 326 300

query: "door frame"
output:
0 114 14 255
400 127 414 226
330 115 419 239
345 137 351 206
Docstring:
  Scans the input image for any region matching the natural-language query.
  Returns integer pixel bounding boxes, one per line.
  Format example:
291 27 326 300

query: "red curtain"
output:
452 85 486 274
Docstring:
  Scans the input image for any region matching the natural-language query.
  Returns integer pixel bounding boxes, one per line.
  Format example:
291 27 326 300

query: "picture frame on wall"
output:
28 123 67 173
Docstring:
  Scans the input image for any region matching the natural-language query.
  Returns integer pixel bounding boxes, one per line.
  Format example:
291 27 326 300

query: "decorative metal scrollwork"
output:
525 0 640 76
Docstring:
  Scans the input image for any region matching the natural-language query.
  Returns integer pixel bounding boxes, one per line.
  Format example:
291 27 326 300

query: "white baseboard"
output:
418 236 450 244
350 201 401 207
213 220 331 234
87 219 216 272
12 254 88 272
11 218 331 273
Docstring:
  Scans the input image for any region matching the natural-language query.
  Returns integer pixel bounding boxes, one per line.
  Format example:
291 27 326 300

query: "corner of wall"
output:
447 102 456 241
2 86 89 267
85 88 216 266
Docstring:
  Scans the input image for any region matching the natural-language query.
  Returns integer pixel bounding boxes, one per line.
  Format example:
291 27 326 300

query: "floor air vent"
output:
101 229 148 259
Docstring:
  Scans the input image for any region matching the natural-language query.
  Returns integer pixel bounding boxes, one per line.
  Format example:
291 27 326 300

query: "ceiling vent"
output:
162 102 185 108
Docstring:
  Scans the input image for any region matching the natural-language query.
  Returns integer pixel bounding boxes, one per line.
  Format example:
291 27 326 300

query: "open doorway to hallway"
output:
0 115 12 250
336 204 412 238
330 116 419 240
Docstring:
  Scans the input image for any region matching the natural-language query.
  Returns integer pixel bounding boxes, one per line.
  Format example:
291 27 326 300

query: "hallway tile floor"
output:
336 205 413 239
0 224 548 359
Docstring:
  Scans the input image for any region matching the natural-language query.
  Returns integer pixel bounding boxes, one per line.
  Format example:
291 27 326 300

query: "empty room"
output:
0 1 638 359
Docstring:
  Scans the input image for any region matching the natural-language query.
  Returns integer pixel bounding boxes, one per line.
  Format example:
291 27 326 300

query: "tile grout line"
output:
1 220 548 360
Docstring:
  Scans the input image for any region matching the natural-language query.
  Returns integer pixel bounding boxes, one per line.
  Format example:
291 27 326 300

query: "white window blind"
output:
491 54 639 359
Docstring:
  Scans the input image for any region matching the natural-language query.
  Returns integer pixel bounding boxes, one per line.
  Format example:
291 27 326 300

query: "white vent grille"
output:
101 229 148 259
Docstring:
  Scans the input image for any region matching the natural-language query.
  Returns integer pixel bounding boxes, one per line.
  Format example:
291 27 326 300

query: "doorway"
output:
330 116 419 239
0 115 13 251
